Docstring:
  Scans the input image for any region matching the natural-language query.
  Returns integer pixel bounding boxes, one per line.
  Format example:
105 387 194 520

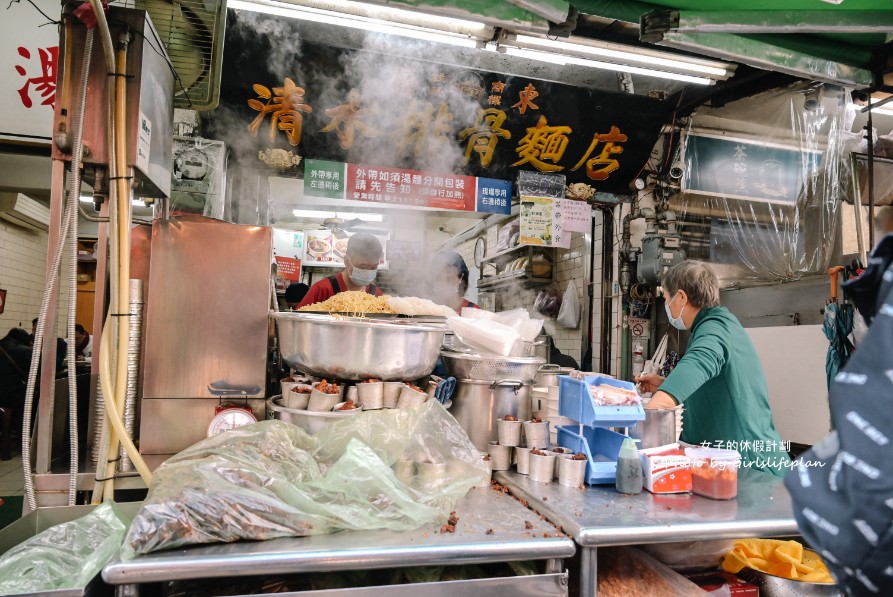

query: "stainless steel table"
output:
103 487 576 596
495 468 798 597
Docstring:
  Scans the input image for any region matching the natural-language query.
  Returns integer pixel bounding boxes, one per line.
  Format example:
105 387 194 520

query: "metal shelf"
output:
478 269 553 291
481 243 540 265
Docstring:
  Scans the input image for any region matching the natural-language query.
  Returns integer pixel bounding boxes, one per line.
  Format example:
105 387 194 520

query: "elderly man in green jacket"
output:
636 260 791 476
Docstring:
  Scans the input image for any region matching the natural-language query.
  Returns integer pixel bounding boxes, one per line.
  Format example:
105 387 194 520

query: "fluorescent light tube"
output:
230 0 484 49
501 47 714 86
509 34 733 78
292 209 383 222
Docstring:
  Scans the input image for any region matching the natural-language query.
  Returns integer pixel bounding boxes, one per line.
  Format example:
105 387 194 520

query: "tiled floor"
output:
0 454 24 496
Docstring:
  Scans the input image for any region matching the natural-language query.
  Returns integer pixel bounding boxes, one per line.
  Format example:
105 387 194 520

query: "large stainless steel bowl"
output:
273 312 446 380
440 349 545 383
737 566 841 597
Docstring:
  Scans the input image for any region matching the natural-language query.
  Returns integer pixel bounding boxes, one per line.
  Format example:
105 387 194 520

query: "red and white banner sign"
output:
345 165 476 212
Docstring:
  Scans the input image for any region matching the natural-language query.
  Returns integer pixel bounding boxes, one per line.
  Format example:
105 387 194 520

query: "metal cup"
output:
383 382 403 408
515 446 532 475
557 457 587 487
497 419 523 447
528 451 556 483
488 442 513 471
523 420 551 449
357 382 384 410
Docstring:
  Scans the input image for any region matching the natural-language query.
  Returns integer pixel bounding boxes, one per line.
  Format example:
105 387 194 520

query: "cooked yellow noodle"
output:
298 291 396 314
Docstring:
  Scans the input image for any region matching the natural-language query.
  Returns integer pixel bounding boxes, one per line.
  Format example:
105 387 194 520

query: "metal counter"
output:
495 468 798 596
103 486 575 593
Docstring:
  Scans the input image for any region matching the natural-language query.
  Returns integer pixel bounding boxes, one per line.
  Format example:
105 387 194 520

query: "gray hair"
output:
346 233 383 262
662 260 720 308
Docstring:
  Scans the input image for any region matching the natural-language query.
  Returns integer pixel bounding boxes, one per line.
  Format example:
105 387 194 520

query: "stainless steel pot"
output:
440 350 544 383
534 364 574 387
450 379 532 451
628 409 677 449
272 312 445 380
532 334 550 362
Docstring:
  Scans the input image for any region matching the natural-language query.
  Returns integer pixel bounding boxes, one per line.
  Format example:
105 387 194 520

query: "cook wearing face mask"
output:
429 251 480 313
635 260 790 477
297 233 384 309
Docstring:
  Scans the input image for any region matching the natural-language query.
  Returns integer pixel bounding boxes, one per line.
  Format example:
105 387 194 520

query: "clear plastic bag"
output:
0 501 129 593
597 546 706 597
126 402 487 556
557 279 580 328
642 539 737 571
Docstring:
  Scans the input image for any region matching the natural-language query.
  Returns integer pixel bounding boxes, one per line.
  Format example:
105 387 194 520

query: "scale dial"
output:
207 406 257 437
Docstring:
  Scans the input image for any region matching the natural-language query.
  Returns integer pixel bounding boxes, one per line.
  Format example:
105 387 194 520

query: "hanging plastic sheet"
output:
673 85 854 283
125 402 487 556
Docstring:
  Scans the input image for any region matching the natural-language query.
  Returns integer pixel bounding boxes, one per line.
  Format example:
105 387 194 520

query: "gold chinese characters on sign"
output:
247 78 313 146
320 89 378 150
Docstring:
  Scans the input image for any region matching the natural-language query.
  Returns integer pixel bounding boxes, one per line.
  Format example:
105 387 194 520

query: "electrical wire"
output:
6 0 60 25
117 20 194 108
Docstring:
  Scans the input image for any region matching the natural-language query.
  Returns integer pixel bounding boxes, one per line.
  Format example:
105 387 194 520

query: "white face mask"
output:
347 257 377 286
664 293 688 330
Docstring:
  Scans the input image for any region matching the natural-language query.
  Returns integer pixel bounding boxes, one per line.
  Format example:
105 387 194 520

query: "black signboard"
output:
685 134 824 204
208 10 673 195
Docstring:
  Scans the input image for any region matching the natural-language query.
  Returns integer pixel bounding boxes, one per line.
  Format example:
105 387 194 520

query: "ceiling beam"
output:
643 31 875 88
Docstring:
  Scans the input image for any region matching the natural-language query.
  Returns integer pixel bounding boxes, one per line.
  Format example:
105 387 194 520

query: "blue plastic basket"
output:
557 425 626 485
558 375 645 428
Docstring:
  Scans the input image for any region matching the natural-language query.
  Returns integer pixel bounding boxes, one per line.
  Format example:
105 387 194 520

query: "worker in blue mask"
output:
297 233 384 309
635 260 790 476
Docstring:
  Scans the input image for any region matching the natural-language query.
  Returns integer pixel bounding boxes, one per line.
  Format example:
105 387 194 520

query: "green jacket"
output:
659 306 791 477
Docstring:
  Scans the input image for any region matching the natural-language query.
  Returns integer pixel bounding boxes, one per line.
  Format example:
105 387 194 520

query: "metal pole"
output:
579 546 598 597
850 153 867 266
867 110 876 249
35 158 68 477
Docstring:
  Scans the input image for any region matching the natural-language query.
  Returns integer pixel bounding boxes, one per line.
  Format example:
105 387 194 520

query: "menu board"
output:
272 228 303 288
555 199 592 233
520 196 572 249
302 229 389 268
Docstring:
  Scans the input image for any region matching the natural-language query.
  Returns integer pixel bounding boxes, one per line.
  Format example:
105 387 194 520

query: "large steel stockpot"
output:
449 379 532 451
534 364 575 387
628 409 677 449
272 312 445 381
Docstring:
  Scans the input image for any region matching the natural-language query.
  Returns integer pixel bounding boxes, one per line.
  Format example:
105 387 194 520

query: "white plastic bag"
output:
557 279 580 328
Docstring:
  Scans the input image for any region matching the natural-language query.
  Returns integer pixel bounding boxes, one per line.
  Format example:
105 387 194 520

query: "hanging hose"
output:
102 31 135 502
21 24 94 512
84 0 153 499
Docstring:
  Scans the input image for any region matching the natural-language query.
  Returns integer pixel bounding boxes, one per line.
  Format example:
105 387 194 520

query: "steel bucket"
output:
628 409 677 449
449 379 532 451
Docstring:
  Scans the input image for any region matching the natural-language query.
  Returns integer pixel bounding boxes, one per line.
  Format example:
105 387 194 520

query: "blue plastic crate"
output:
557 425 626 485
558 375 645 428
